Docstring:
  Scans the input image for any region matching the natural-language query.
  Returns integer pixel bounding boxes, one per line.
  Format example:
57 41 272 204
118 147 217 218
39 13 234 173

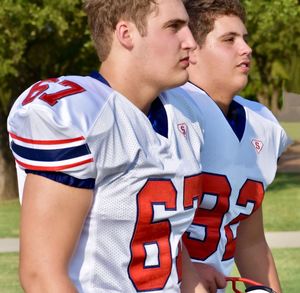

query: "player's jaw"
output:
163 50 195 89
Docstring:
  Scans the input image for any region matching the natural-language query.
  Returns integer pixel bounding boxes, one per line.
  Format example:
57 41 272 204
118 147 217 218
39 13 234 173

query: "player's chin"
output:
173 70 189 87
234 76 249 92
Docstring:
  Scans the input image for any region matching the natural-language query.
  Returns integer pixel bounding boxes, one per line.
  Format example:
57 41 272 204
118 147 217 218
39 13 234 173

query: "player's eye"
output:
165 20 185 32
224 37 234 43
169 23 181 31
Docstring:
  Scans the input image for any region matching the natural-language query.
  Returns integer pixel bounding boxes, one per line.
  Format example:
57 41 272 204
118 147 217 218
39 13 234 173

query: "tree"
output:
241 0 300 113
1 0 299 199
0 0 98 200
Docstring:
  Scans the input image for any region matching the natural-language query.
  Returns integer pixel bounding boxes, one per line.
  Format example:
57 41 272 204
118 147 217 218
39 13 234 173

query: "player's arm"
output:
19 173 93 293
181 244 209 293
181 244 226 293
234 206 282 293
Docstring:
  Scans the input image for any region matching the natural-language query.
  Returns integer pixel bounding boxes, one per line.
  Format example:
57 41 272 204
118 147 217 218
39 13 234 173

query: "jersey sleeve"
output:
233 95 292 158
278 126 292 158
234 95 279 123
7 77 97 189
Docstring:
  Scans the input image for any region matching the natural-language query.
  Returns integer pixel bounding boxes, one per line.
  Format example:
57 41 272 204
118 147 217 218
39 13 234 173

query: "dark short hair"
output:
185 0 246 46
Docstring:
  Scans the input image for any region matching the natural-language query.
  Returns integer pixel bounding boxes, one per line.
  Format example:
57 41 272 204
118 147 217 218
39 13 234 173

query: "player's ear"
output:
115 20 134 50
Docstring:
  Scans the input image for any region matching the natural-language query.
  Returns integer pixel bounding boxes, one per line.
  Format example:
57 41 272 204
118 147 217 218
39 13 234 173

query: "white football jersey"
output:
178 82 290 285
7 76 203 293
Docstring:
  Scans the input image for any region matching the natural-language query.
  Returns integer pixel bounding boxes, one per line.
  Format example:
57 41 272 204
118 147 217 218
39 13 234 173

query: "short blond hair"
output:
185 0 246 46
84 0 157 61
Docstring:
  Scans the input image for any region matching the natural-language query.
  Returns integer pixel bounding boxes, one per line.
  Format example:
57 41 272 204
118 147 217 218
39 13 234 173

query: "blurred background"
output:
0 0 299 292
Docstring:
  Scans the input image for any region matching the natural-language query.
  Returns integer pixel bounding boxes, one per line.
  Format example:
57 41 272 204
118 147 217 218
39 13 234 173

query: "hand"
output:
194 263 226 293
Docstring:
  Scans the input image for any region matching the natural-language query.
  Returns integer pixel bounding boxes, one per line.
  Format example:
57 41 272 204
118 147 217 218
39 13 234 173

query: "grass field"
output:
226 248 300 293
0 172 299 238
1 248 299 293
0 253 21 293
280 122 300 141
0 170 299 292
263 173 300 231
0 199 20 238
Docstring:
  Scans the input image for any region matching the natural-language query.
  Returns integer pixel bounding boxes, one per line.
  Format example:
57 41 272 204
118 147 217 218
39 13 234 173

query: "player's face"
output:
133 0 196 91
190 15 252 98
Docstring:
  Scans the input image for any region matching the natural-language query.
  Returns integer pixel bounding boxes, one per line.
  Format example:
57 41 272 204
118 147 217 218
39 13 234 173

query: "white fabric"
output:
7 76 203 293
179 82 290 291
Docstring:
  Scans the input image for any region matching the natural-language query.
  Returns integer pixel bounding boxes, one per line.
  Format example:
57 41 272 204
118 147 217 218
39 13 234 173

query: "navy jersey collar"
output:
226 100 246 141
90 71 168 138
147 98 168 138
90 70 111 87
188 81 246 141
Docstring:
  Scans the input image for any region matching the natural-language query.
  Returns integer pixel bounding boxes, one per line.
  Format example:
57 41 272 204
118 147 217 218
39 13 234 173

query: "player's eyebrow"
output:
220 31 249 39
162 18 188 29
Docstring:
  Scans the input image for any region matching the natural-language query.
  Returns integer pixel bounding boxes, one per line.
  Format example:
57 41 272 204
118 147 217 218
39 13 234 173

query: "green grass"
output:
263 173 300 231
0 173 299 292
280 122 300 141
0 174 298 237
272 248 300 292
1 249 299 293
0 253 22 293
226 248 300 293
0 199 20 238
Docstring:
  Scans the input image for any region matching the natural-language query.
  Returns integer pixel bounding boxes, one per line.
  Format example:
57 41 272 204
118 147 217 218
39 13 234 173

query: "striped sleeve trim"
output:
25 170 95 189
9 132 85 145
9 132 93 171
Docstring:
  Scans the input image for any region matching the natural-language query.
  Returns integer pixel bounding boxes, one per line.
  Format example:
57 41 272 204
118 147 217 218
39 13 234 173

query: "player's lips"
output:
180 56 190 68
237 59 251 73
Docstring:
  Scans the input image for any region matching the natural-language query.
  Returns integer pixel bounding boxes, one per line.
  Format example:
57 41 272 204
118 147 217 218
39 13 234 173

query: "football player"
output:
7 0 208 292
179 0 290 292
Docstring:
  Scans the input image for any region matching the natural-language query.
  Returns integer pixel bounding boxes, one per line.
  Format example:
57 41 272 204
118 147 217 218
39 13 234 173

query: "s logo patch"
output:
177 123 188 137
251 139 264 153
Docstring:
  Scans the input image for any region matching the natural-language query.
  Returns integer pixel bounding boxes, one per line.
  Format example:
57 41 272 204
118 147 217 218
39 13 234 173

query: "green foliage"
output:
241 0 300 109
0 1 98 195
0 0 98 115
285 55 300 94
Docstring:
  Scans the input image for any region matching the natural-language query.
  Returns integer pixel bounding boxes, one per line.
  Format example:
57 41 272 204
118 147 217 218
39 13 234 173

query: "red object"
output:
226 277 262 293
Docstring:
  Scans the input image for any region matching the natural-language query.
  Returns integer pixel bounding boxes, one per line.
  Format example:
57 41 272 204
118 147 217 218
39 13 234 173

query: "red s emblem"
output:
251 139 264 153
178 123 188 137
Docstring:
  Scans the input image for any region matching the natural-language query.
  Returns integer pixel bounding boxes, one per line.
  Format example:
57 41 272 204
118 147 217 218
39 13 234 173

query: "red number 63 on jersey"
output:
129 174 202 292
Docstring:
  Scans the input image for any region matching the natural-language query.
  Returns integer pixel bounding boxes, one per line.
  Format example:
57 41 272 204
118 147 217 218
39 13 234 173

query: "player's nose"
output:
241 39 252 57
182 26 197 51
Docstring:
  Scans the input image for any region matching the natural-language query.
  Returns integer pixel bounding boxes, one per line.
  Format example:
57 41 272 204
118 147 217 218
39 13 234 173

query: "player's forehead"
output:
149 0 189 24
212 15 247 37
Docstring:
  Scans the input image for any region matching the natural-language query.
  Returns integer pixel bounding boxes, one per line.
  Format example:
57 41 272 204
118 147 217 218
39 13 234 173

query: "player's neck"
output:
189 76 233 115
209 92 235 116
100 62 159 115
213 99 232 116
191 80 234 116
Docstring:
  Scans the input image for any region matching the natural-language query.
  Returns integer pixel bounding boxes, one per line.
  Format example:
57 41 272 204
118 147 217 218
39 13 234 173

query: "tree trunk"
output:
0 151 18 200
270 89 279 116
256 90 270 109
0 109 18 200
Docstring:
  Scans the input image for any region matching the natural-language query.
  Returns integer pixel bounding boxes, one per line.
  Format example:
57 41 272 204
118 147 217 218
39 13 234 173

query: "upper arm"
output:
20 173 93 276
8 77 105 290
236 206 265 251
